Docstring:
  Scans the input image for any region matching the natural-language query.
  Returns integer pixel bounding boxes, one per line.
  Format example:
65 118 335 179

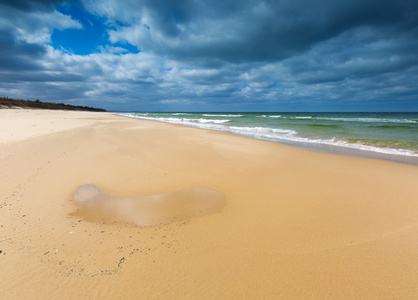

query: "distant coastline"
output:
0 97 106 112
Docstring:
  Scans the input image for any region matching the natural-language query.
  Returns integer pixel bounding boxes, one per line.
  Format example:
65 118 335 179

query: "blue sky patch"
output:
51 3 138 55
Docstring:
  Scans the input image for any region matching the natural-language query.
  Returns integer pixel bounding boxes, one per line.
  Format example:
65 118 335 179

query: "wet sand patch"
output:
73 184 225 226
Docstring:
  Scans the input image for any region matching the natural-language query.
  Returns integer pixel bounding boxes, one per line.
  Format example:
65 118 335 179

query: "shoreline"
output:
1 109 418 299
264 136 418 166
117 112 418 166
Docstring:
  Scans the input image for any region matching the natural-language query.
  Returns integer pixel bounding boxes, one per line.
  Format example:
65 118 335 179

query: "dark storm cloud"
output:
280 30 418 85
104 0 418 63
0 29 46 71
0 0 86 99
1 0 418 110
0 0 64 11
0 0 79 72
0 71 85 83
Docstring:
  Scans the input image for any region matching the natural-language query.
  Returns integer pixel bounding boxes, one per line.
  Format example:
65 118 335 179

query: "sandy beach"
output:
1 109 418 299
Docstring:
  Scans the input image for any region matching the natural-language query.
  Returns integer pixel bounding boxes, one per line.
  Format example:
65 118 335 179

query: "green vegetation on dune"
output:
0 97 106 112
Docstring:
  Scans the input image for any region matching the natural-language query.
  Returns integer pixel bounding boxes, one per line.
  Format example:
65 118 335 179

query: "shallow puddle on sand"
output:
72 184 225 226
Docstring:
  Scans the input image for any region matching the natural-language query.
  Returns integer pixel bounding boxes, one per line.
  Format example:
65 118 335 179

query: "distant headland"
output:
0 97 106 112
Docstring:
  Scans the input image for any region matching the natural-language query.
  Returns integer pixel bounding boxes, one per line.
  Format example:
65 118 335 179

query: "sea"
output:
119 112 418 166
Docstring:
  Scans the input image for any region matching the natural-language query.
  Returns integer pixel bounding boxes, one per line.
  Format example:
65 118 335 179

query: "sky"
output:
0 0 417 112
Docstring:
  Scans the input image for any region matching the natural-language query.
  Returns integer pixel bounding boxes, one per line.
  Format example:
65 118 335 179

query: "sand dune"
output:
1 109 418 299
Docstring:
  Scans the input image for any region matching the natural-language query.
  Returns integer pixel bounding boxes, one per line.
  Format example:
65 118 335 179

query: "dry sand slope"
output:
1 109 418 299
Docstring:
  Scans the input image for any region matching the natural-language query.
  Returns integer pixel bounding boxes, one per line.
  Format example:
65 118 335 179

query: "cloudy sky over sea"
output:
1 0 417 111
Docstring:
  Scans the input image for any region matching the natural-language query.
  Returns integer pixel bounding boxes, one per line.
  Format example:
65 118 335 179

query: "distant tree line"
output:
0 97 106 112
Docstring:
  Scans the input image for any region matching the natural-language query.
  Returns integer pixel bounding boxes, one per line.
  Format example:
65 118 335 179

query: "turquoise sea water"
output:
120 112 418 165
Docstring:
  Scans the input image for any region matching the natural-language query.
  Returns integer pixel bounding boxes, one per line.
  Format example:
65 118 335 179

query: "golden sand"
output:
1 109 418 299
73 184 225 226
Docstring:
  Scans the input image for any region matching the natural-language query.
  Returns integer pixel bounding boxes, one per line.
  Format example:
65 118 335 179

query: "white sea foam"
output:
317 117 416 123
120 114 229 124
192 118 230 124
203 114 243 117
258 115 281 118
305 137 418 157
229 126 297 136
222 126 417 157
119 113 418 157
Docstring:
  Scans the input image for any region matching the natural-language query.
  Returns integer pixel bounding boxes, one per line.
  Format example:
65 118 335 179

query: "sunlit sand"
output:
1 109 418 299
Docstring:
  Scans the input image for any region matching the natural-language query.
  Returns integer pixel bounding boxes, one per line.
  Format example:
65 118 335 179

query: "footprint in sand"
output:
73 184 225 226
